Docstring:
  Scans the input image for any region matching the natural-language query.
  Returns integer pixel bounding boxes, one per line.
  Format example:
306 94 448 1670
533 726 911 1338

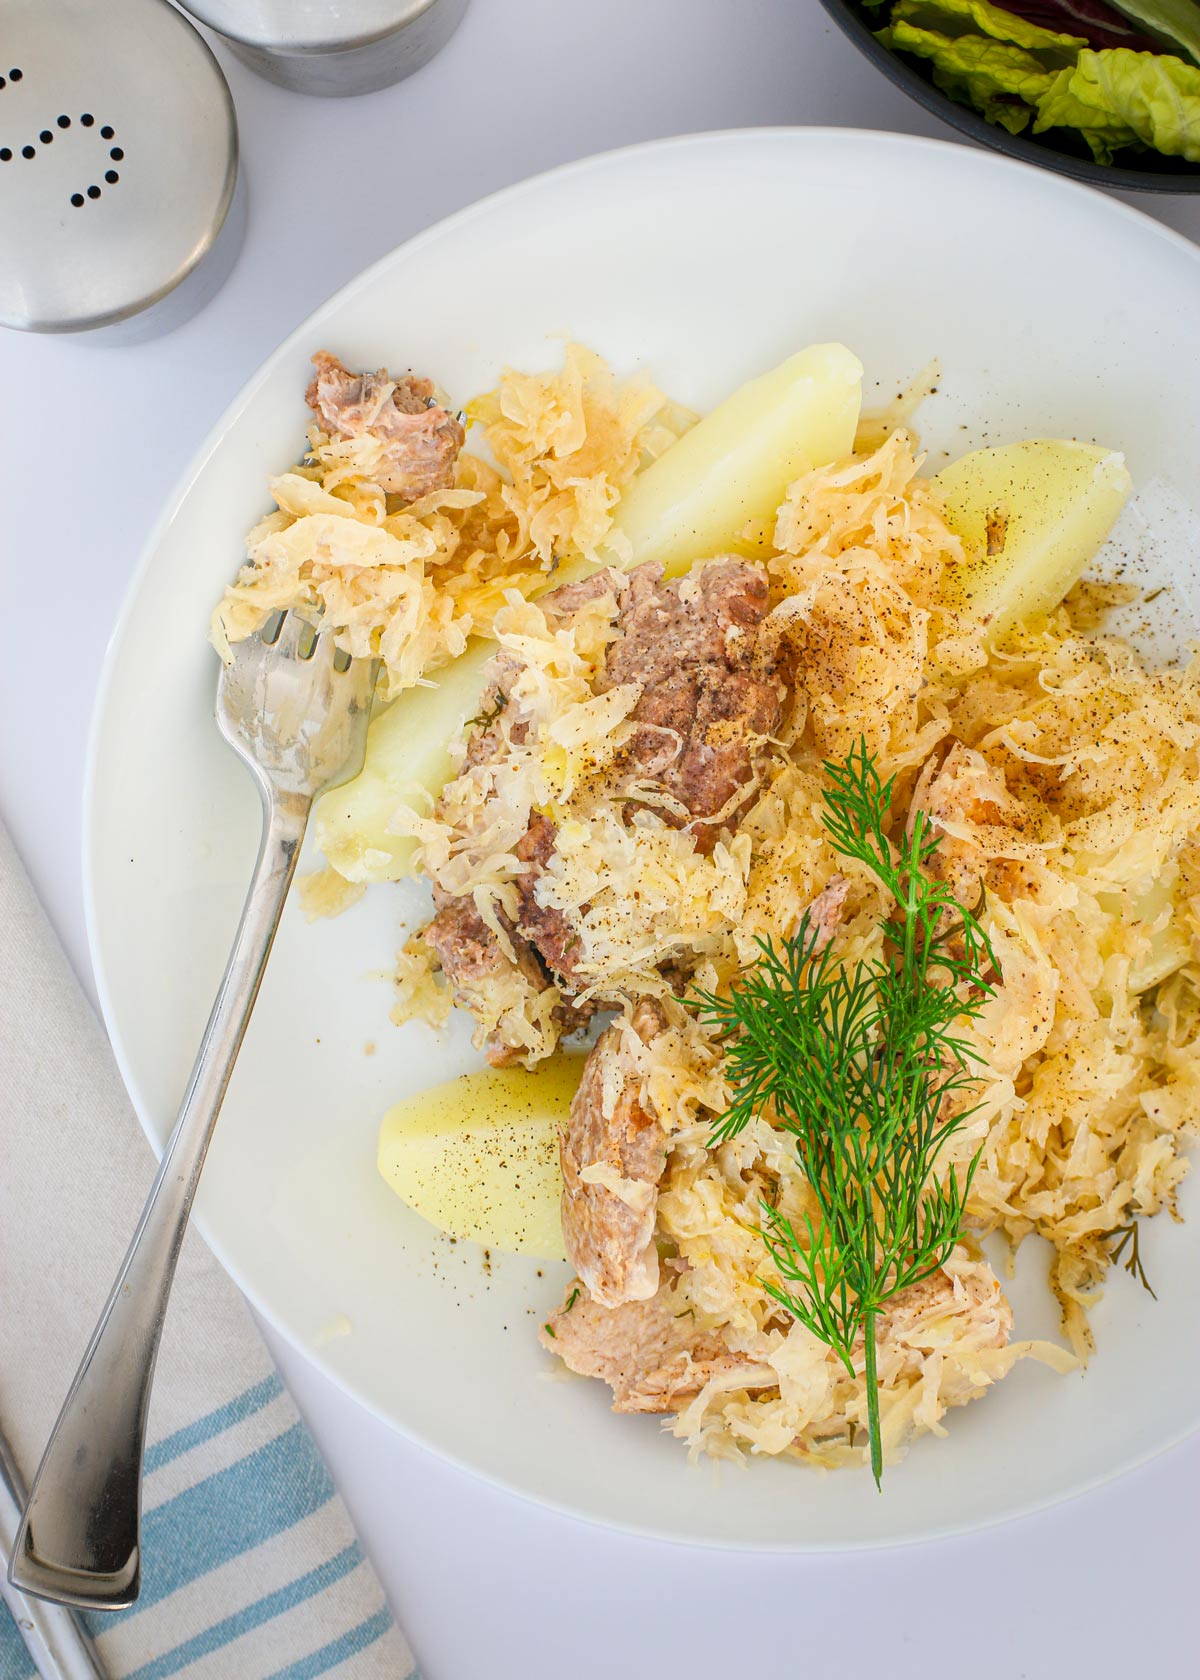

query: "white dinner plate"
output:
87 129 1200 1549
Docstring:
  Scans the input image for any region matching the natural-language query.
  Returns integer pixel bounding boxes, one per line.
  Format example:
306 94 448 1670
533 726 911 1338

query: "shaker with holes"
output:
0 0 241 339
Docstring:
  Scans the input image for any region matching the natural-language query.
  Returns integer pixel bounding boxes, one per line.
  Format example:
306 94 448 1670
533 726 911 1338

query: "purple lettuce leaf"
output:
971 1 1161 48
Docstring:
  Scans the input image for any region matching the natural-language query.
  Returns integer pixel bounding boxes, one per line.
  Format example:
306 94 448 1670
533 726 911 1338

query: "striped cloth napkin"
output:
0 819 416 1680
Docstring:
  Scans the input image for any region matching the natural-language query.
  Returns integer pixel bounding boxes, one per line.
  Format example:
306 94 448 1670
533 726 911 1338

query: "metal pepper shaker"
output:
178 0 470 97
0 0 240 339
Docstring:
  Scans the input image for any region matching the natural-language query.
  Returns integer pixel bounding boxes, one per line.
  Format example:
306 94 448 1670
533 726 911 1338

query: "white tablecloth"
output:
2 1 1197 1674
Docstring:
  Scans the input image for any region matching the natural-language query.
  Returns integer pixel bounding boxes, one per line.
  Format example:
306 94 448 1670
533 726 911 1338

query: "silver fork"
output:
8 614 377 1613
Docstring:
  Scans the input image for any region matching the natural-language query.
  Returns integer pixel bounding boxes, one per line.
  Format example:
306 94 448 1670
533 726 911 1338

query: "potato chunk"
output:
378 1057 586 1259
313 640 495 883
935 439 1131 639
607 341 863 576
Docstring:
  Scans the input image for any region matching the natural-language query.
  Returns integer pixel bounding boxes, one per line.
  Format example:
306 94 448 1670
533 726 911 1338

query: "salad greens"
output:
1038 47 1200 158
864 0 1200 161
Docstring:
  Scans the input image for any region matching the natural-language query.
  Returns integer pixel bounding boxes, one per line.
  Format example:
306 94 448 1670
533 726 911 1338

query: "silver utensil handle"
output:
8 789 310 1612
0 1433 108 1678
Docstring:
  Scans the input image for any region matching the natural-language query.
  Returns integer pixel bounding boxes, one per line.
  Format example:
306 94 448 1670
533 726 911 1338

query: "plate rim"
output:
83 124 1200 1551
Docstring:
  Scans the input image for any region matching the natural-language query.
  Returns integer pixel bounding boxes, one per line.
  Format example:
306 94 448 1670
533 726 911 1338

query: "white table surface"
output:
3 2 1199 1675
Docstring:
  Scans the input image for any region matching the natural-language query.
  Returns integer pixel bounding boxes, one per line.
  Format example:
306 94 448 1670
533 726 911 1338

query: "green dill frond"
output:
1101 1219 1157 1300
465 691 508 732
695 739 996 1487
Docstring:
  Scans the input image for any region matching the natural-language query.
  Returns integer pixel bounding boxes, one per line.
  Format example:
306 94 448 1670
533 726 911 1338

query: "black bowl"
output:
820 0 1200 192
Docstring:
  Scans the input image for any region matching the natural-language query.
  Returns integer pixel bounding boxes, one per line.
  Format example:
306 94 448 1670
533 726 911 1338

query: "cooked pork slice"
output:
421 888 552 1068
513 814 584 988
600 559 784 849
305 350 464 501
561 999 669 1307
540 567 624 621
540 1282 755 1414
422 885 593 1065
541 1263 1010 1418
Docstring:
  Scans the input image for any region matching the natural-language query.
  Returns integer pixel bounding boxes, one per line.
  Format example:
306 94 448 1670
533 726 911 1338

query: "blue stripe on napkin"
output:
120 1546 364 1680
263 1607 396 1680
99 1421 335 1624
2 1573 402 1680
0 1609 37 1680
143 1376 284 1475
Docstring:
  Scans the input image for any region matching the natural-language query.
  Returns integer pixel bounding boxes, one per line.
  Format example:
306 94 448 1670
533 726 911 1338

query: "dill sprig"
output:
465 691 508 732
1101 1219 1157 1299
698 741 996 1486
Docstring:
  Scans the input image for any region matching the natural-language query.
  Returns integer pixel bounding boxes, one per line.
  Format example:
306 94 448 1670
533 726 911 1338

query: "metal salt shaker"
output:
178 0 470 97
0 0 241 340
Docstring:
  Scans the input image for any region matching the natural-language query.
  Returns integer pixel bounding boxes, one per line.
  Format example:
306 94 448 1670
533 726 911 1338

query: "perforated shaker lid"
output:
0 0 237 332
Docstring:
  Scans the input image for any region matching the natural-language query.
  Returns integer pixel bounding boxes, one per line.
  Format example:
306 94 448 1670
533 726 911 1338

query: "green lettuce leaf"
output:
878 18 1063 130
1035 46 1200 156
887 0 1085 56
1110 2 1200 66
1033 63 1142 153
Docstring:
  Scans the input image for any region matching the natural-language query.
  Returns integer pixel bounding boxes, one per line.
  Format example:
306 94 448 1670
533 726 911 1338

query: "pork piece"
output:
541 567 624 620
513 814 583 988
541 1263 1010 1416
910 740 1034 910
421 888 552 1068
422 885 593 1065
305 350 464 501
600 559 784 850
561 999 669 1307
540 1282 755 1414
437 561 781 1050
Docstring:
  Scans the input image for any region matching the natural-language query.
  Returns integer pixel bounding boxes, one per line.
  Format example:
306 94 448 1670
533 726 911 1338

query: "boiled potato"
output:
316 344 863 880
936 440 1132 639
604 341 863 577
313 640 495 882
378 1057 585 1259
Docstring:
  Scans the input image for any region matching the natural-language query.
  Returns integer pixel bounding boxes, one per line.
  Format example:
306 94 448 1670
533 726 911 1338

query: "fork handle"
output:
8 788 311 1612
